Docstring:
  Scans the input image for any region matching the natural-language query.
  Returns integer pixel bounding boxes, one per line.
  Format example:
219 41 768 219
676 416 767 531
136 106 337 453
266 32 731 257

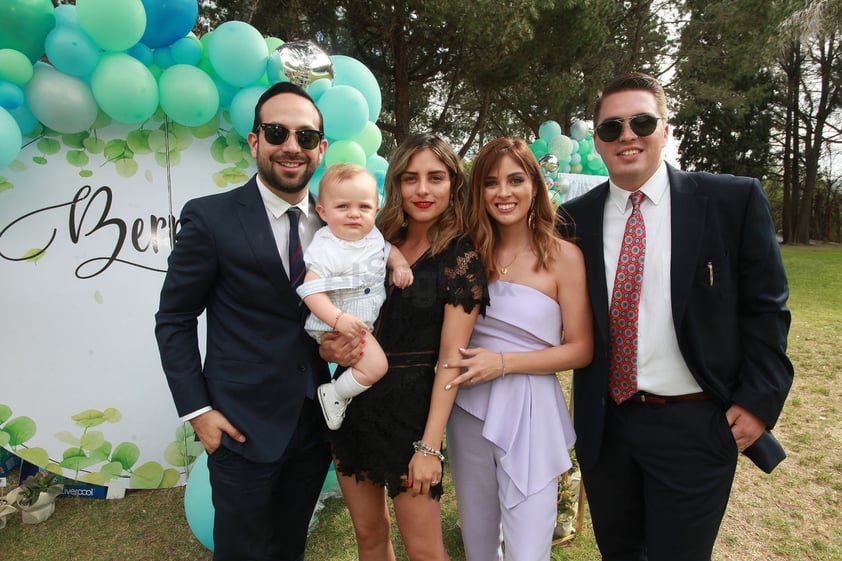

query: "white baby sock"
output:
333 367 371 400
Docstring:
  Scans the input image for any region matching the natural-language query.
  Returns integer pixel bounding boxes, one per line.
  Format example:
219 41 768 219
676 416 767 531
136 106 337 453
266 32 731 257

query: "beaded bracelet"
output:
412 440 445 462
500 352 507 377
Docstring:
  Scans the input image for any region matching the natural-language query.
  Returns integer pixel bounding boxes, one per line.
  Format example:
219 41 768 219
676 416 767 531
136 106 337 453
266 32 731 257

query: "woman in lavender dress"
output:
444 138 593 561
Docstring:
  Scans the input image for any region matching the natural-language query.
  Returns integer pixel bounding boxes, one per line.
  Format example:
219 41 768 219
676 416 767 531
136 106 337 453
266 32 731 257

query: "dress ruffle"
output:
455 281 576 508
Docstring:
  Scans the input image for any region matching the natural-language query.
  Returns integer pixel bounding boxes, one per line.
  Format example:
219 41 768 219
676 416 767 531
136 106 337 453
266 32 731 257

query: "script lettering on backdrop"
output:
0 118 249 489
0 184 173 278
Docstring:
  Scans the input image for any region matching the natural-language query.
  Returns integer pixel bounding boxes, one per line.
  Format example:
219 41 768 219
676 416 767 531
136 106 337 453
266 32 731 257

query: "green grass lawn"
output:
1 243 840 561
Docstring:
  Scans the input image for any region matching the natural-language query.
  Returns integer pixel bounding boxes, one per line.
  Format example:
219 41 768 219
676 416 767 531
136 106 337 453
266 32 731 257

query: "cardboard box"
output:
0 448 20 477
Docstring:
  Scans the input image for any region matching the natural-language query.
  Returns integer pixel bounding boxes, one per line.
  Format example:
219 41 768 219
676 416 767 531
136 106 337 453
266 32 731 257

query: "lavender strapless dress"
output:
454 281 576 508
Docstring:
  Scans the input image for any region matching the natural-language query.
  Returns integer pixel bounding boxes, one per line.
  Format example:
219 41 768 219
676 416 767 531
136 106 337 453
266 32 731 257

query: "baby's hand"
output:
334 312 369 339
390 264 414 288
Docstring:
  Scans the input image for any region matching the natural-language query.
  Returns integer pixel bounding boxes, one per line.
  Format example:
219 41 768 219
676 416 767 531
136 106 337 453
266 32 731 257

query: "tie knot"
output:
630 191 645 209
287 206 301 225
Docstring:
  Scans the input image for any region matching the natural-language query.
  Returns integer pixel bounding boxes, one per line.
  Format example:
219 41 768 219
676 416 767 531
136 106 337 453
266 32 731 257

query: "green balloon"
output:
350 121 382 156
76 0 147 52
0 49 34 84
0 0 55 63
325 140 367 167
159 65 220 127
91 53 159 124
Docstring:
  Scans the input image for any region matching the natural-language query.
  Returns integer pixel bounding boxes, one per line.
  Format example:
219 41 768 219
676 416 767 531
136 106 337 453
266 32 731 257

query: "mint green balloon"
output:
159 64 219 127
91 53 158 124
0 0 55 63
0 107 23 169
351 121 382 156
325 140 366 167
0 49 34 84
76 0 146 52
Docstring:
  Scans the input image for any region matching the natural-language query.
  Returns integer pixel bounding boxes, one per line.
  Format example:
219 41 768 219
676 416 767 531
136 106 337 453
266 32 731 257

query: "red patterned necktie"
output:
608 191 646 404
287 207 306 289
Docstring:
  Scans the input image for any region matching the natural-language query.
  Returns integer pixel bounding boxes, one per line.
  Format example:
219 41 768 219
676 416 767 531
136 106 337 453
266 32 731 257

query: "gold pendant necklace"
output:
497 252 520 275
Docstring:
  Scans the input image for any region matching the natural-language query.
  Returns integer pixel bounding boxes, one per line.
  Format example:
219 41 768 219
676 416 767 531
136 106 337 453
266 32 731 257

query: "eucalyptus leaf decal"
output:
71 409 108 428
0 404 12 424
80 430 105 450
129 461 165 489
16 447 49 467
4 416 36 445
112 442 140 471
22 248 46 263
160 468 181 488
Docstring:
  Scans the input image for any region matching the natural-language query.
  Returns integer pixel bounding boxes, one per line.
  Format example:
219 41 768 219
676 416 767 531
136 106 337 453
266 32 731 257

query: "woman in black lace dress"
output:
326 133 488 561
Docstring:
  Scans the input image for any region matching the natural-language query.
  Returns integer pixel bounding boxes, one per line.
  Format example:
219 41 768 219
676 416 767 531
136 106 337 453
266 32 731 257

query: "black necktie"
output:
287 206 316 398
287 207 306 289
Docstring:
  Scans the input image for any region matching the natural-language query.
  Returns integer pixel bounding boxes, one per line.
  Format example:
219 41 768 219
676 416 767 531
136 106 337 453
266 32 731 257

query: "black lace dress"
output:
331 235 488 499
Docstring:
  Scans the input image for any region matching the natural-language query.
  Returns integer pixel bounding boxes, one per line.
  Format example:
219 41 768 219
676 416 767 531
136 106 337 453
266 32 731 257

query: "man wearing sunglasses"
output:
156 82 335 560
560 72 793 560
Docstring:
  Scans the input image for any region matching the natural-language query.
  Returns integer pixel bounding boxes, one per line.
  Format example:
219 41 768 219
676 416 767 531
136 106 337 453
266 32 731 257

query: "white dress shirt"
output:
603 161 702 396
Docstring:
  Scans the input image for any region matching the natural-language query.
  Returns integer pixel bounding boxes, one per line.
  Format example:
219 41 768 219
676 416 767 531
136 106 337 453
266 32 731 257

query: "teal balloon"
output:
91 53 158 123
529 139 548 159
139 0 198 49
366 153 389 174
54 4 80 28
306 78 331 102
325 140 366 167
0 0 55 63
318 85 369 140
213 76 239 110
0 107 22 169
159 64 219 127
171 35 202 66
330 55 381 121
9 100 39 135
45 26 102 77
208 21 268 87
321 463 339 493
539 120 562 142
351 121 382 156
229 85 267 138
0 49 34 84
127 43 154 66
0 81 24 110
76 0 147 52
308 164 326 197
153 46 175 69
25 64 98 133
570 119 589 141
184 452 214 551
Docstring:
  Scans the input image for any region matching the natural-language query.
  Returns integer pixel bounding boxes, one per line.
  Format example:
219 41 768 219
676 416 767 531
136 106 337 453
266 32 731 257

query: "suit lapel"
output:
574 183 611 345
235 179 295 298
668 166 707 329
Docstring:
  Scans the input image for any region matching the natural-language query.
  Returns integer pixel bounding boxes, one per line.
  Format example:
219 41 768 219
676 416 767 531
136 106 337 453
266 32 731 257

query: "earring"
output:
528 197 536 229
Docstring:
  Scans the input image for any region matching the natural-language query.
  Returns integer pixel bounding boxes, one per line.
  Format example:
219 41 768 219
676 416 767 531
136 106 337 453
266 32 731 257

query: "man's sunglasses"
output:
595 114 663 143
258 124 324 149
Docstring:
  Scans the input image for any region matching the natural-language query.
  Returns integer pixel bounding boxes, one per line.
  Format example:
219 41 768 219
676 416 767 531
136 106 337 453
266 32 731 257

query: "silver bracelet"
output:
500 352 506 377
412 440 445 462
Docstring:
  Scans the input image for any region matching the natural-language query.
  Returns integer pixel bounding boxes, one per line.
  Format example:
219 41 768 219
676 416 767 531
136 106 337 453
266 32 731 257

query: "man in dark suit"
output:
561 72 793 561
155 82 333 561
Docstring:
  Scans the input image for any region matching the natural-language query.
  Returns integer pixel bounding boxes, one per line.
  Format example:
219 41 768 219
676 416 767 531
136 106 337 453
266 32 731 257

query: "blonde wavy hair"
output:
376 133 469 256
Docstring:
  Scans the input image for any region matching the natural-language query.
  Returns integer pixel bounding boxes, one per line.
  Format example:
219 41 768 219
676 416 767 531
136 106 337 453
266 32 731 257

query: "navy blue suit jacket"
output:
562 164 793 470
155 177 330 463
